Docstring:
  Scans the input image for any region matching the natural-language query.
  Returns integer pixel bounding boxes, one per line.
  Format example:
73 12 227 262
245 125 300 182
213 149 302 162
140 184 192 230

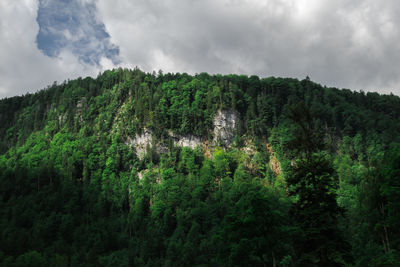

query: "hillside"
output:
0 68 399 266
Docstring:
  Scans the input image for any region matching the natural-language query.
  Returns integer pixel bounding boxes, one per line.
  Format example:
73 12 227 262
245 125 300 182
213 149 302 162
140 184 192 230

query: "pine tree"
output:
286 102 350 265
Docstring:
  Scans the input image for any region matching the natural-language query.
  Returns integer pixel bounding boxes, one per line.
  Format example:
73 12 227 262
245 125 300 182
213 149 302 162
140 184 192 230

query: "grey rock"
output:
213 110 238 146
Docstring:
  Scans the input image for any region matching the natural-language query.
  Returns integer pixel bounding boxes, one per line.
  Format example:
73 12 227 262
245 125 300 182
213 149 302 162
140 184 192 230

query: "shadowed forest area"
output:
0 68 399 266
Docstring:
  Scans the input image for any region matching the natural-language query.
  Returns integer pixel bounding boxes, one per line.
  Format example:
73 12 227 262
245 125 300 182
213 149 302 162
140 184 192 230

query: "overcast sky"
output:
1 0 400 98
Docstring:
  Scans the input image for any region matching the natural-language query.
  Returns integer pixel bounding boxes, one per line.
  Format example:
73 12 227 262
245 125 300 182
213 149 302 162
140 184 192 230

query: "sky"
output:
1 0 400 98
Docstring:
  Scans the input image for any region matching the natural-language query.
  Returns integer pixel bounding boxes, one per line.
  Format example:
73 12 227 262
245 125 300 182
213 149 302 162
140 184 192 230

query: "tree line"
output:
0 68 399 266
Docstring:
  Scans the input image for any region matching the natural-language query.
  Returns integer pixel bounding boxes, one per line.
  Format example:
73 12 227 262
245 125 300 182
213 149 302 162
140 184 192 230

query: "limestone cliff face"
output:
125 110 239 158
76 97 87 124
213 110 239 146
125 129 202 159
169 131 202 149
125 129 153 159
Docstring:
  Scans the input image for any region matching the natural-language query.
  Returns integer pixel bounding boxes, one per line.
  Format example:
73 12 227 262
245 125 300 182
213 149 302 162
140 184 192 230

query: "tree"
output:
286 102 350 265
354 147 400 265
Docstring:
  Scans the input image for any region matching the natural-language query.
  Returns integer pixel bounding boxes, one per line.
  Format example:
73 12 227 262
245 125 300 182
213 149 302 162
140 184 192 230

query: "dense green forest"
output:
0 68 399 266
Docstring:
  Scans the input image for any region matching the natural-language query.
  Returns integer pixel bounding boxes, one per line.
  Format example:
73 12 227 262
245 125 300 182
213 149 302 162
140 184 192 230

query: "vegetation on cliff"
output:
0 68 399 266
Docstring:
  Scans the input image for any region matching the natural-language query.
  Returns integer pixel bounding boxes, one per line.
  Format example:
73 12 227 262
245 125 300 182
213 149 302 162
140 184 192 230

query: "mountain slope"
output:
0 68 399 266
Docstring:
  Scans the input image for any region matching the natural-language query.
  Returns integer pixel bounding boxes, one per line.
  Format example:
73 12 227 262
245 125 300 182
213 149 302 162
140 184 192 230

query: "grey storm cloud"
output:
1 0 400 98
97 0 400 95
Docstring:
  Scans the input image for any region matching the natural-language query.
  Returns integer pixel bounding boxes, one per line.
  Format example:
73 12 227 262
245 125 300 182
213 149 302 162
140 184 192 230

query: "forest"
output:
0 68 399 266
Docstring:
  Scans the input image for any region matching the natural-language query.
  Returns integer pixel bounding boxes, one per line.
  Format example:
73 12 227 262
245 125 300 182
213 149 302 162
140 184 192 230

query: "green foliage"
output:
285 104 350 265
0 68 399 265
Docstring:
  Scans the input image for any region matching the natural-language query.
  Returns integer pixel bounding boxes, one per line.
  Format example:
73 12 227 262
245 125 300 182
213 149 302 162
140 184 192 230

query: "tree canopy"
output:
0 68 399 266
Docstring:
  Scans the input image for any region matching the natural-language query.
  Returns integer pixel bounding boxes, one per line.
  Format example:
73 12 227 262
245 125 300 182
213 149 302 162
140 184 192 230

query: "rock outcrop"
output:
125 129 202 158
125 129 154 159
126 110 239 158
213 110 239 146
169 131 202 149
266 142 281 176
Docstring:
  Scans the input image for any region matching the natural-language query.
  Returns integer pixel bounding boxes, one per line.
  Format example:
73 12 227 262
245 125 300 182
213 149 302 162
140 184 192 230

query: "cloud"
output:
36 0 120 65
1 0 400 98
0 0 116 98
96 0 400 95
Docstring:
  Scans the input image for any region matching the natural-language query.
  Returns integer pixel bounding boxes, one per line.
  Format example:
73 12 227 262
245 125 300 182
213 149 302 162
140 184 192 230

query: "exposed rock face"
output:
266 142 281 176
76 97 86 109
125 110 239 158
169 132 202 149
125 129 153 159
76 97 87 123
126 129 201 158
213 110 238 146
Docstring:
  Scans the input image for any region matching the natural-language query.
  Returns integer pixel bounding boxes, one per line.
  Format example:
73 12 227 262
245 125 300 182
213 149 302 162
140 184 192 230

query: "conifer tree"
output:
286 102 350 265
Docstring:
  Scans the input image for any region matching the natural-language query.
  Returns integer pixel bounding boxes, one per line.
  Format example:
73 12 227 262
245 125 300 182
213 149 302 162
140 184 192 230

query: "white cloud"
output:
96 0 400 95
1 0 400 98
